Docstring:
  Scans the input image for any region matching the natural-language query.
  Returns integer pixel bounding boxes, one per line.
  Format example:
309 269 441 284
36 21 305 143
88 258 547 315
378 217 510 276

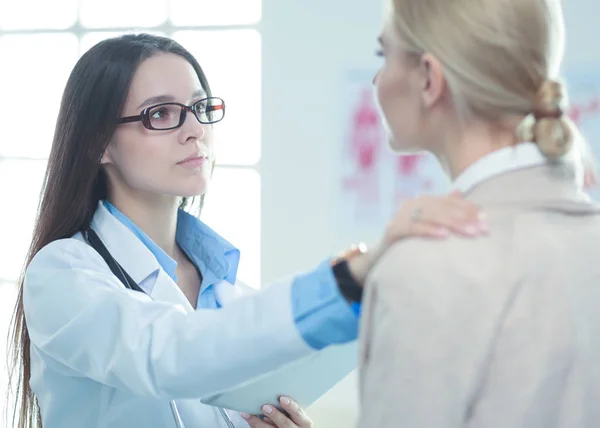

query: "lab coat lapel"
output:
90 202 160 285
90 202 193 311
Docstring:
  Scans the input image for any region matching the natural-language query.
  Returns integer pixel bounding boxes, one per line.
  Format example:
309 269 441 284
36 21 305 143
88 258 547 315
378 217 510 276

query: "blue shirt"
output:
104 200 359 349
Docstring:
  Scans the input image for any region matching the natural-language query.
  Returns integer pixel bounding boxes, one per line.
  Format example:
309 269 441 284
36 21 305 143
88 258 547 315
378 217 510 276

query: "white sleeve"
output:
24 239 316 400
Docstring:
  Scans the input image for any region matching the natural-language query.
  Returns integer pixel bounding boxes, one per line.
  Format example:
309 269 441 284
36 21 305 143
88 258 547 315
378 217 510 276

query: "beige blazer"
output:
358 163 600 428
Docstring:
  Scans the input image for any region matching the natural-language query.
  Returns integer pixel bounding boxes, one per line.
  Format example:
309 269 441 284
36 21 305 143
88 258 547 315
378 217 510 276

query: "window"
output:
79 0 169 28
0 2 262 424
0 34 79 159
174 30 261 165
0 0 78 30
170 0 261 26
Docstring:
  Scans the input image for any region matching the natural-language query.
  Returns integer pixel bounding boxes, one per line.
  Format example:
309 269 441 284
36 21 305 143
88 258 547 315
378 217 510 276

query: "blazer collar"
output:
466 163 600 215
452 142 588 194
452 142 550 193
447 141 598 213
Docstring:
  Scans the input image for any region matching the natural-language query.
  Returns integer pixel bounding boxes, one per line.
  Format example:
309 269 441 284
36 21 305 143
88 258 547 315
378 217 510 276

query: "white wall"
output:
261 0 384 275
261 1 383 424
562 0 600 66
260 0 600 426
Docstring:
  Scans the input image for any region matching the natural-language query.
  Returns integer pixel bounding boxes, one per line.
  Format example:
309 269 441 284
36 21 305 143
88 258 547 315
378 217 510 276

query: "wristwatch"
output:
330 242 368 304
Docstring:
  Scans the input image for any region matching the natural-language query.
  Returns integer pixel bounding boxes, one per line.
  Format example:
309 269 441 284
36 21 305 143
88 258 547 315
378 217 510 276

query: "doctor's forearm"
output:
290 260 359 350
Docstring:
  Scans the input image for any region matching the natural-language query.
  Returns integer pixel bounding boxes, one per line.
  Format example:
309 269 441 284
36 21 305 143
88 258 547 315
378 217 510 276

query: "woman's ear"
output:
419 53 447 109
100 140 116 165
100 150 112 165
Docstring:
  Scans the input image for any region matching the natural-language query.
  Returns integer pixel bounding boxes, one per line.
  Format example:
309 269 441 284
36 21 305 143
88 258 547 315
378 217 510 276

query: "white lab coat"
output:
23 203 320 427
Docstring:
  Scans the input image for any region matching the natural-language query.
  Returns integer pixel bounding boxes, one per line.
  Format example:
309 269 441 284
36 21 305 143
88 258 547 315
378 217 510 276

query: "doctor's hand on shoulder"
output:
242 396 312 428
347 190 487 284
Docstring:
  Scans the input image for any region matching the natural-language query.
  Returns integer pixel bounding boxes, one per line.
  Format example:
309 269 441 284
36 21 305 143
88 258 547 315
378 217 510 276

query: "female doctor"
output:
7 34 486 428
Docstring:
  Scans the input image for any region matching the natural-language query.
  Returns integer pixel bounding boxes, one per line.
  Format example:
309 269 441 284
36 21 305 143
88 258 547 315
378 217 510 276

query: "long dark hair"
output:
7 33 212 428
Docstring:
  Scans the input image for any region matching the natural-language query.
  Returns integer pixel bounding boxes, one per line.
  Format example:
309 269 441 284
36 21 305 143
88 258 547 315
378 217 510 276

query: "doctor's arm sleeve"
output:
23 239 317 400
356 241 502 428
289 260 359 350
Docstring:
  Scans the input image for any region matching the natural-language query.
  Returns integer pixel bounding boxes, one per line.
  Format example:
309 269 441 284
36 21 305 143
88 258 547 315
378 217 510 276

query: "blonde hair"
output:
389 0 578 161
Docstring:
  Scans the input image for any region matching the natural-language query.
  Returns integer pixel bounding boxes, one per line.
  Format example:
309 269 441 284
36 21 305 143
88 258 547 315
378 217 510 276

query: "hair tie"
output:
533 108 563 121
533 80 564 121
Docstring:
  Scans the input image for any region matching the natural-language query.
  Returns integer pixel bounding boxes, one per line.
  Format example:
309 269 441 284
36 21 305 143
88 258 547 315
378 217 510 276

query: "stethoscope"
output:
84 227 237 428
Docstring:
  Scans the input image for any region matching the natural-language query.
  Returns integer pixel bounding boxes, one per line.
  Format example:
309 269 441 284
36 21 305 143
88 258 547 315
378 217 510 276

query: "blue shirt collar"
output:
103 200 240 288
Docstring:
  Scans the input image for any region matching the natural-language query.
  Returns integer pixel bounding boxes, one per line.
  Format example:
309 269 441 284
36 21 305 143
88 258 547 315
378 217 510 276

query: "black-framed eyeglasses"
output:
117 96 225 131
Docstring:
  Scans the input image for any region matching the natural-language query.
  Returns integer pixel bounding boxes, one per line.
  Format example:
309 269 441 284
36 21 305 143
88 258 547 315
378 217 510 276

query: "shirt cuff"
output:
291 259 359 350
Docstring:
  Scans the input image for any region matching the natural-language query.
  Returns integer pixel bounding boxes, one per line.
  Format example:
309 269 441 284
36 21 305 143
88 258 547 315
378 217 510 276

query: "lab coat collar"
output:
90 201 161 286
102 200 241 289
89 202 244 311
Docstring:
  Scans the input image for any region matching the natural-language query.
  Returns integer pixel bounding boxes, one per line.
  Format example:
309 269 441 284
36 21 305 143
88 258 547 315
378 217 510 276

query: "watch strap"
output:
333 259 363 303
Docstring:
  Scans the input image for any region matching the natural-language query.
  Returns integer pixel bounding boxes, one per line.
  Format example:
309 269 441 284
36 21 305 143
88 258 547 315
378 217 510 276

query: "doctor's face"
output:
102 53 219 199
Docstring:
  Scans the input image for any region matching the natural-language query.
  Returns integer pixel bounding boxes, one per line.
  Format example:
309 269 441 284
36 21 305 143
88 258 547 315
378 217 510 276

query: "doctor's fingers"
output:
241 413 276 427
258 404 299 428
278 397 312 427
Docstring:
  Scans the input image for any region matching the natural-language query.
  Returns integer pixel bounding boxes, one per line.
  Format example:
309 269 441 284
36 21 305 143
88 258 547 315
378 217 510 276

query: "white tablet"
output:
200 341 358 415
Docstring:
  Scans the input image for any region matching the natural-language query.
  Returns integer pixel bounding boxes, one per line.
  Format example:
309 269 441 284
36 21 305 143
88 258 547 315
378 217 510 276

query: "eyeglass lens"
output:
146 98 224 130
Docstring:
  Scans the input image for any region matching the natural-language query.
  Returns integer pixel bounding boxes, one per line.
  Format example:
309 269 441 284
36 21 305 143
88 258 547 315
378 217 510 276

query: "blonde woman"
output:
357 0 600 427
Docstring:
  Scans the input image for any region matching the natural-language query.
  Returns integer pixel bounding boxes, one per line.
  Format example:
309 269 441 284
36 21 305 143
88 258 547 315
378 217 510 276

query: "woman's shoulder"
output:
22 236 120 324
368 219 514 302
26 234 107 277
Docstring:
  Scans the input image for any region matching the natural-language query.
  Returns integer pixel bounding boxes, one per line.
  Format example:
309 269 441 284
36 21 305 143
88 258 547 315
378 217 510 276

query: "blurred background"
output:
0 0 598 426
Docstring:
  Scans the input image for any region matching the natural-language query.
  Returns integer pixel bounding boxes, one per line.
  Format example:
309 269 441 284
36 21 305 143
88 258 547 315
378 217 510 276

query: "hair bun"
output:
530 80 573 160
